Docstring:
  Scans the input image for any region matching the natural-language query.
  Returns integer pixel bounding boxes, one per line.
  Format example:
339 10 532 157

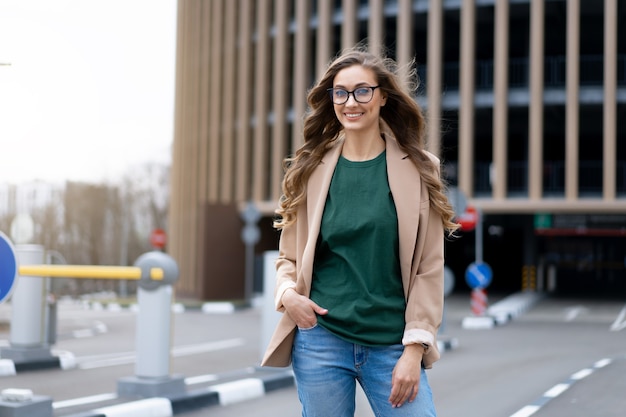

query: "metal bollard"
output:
117 251 185 398
0 388 52 417
9 245 46 347
1 245 57 366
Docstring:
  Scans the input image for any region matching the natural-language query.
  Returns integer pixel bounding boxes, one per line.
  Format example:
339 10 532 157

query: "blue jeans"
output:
292 324 436 417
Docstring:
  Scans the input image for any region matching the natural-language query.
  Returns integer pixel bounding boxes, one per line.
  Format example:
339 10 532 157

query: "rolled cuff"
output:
274 282 297 311
402 329 435 352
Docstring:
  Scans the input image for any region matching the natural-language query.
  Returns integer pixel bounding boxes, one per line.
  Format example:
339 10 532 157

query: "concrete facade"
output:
169 0 626 299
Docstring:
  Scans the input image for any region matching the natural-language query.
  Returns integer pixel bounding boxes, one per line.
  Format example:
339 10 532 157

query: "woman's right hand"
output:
281 288 328 328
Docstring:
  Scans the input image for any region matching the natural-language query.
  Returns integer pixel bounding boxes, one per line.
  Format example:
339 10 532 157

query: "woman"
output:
261 46 458 417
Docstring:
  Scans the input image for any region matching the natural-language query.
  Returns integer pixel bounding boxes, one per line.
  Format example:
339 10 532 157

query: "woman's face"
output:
330 65 386 135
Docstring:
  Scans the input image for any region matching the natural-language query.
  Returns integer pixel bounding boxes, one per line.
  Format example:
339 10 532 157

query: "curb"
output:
0 350 76 376
462 291 544 329
486 291 545 325
62 370 295 417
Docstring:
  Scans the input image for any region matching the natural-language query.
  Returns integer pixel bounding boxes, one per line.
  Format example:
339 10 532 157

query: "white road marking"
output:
53 393 117 409
609 306 626 331
509 405 540 417
564 306 586 322
571 368 592 380
77 338 246 369
544 383 570 397
509 358 612 417
185 374 219 384
171 339 245 357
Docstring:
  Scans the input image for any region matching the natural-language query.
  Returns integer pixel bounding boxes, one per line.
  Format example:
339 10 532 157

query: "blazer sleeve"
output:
273 220 298 312
401 199 445 348
401 160 445 367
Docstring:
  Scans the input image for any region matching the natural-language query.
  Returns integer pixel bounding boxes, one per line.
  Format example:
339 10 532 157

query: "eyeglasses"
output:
327 85 380 105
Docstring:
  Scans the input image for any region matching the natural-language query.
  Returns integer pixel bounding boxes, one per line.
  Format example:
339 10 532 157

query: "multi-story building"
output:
169 0 626 300
0 181 61 217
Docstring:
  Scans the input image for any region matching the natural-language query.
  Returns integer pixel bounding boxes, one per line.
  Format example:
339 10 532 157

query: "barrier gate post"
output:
117 250 185 398
1 244 57 368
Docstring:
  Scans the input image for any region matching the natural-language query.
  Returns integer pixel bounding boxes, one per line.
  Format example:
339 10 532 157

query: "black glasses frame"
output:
327 85 380 104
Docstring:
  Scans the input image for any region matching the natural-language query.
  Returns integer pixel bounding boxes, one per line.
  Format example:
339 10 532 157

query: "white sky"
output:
0 0 177 185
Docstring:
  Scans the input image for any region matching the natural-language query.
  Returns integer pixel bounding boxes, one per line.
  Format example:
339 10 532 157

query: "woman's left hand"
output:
389 344 424 408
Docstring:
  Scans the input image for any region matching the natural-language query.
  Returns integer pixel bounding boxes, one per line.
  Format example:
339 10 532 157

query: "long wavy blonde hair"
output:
274 46 458 234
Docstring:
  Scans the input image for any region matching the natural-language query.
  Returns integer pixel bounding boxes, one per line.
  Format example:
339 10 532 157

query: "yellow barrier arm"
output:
18 265 164 280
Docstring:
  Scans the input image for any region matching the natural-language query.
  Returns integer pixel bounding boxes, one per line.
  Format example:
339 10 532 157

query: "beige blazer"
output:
261 132 445 369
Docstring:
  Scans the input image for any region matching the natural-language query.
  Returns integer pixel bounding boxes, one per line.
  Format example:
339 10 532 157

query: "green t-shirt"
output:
311 151 406 346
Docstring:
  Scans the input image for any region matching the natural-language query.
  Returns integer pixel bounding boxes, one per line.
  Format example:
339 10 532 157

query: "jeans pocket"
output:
297 322 319 331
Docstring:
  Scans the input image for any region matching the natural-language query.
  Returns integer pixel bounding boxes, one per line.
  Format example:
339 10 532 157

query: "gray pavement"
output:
168 292 626 417
524 354 626 417
0 292 625 417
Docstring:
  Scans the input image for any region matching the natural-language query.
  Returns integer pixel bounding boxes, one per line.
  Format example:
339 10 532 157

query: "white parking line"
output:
609 306 626 331
510 405 540 417
185 374 219 384
544 383 570 398
508 358 613 417
171 338 245 357
53 393 117 409
564 306 586 322
77 338 246 369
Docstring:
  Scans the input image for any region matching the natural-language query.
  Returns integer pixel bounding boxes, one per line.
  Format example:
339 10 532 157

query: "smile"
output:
344 113 363 118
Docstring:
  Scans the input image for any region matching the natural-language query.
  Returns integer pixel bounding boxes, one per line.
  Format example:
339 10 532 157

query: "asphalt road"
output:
0 292 625 417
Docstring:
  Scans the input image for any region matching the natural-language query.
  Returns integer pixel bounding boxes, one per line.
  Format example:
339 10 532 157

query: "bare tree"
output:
0 161 170 298
121 162 170 258
31 195 64 251
111 162 170 298
63 182 119 293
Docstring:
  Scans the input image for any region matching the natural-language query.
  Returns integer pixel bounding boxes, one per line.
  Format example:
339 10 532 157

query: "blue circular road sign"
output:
0 231 18 303
465 261 493 290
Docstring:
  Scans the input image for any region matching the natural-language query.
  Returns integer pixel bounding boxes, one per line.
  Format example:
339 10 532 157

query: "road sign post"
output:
465 261 493 290
470 288 488 316
457 206 478 232
150 228 167 250
465 261 493 317
463 261 495 329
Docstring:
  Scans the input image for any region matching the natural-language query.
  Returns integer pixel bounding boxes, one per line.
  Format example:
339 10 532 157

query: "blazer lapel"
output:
299 140 343 294
385 135 421 290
